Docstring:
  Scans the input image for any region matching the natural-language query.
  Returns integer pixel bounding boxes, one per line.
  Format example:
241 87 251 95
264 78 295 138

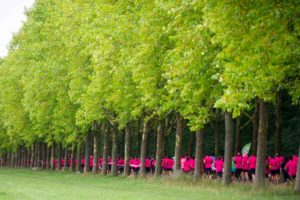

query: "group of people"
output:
50 153 298 183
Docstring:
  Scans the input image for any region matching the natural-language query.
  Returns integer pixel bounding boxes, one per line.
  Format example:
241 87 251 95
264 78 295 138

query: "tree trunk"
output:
174 113 183 176
252 98 259 155
187 133 195 156
70 147 75 172
140 119 150 177
223 112 234 185
274 93 281 154
155 120 164 177
194 129 205 180
42 143 46 169
101 126 109 176
111 127 118 176
92 128 99 174
30 144 34 168
295 143 300 193
57 143 62 171
76 143 81 173
255 99 269 187
51 144 55 170
84 133 90 174
235 117 241 155
46 145 50 170
124 124 131 176
214 118 221 157
64 148 68 170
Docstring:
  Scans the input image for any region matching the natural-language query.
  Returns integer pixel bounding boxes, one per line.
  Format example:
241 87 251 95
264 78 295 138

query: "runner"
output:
215 157 224 179
234 153 242 181
249 154 256 182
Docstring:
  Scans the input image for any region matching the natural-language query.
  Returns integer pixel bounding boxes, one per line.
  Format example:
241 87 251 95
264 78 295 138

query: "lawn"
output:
0 168 298 200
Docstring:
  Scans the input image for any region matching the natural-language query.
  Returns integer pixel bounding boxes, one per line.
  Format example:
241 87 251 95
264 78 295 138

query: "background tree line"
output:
0 0 299 189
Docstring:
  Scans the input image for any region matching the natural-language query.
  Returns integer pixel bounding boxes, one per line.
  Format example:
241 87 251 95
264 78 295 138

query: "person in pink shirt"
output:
249 154 256 182
241 154 249 182
163 156 174 175
89 156 93 171
145 157 152 174
285 156 297 180
151 157 156 174
183 157 191 173
214 157 224 178
234 152 243 181
162 157 168 174
203 155 213 179
98 157 103 171
181 155 186 171
81 158 85 172
269 156 280 183
117 156 124 173
189 157 195 173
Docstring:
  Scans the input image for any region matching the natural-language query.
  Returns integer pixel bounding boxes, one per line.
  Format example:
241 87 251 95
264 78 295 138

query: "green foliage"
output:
0 0 299 151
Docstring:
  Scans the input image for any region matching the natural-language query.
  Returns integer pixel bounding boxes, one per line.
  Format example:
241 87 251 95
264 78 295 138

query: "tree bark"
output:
252 98 259 155
57 143 62 171
64 148 68 170
46 145 50 170
255 99 269 187
124 124 131 176
76 143 81 173
140 119 150 177
223 112 234 185
187 133 195 156
214 119 221 157
235 117 241 155
295 143 300 193
84 133 90 173
92 126 99 174
69 147 75 172
101 125 109 176
194 129 205 180
30 144 34 168
274 93 281 154
174 113 183 176
154 120 164 177
51 144 55 170
111 127 118 176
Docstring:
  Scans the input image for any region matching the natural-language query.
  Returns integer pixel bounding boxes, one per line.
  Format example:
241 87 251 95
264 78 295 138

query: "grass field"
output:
0 168 299 200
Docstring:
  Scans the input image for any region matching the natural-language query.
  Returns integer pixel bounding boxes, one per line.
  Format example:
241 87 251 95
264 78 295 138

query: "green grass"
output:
0 168 299 200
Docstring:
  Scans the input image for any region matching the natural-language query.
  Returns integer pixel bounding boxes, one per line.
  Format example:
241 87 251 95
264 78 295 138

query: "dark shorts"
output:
249 168 255 175
132 167 140 173
235 168 242 175
205 168 212 174
217 172 222 177
242 169 249 173
271 170 279 175
164 168 173 171
146 167 151 173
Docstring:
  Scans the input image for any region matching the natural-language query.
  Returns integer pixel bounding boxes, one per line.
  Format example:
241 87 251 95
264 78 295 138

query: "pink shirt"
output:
183 160 191 172
234 156 243 169
145 158 151 168
203 156 213 169
285 160 297 176
167 158 174 169
269 158 280 170
215 160 224 173
189 159 195 169
241 156 249 170
181 157 186 169
249 156 256 169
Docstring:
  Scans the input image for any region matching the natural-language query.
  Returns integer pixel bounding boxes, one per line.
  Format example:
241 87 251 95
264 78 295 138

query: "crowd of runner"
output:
49 152 299 183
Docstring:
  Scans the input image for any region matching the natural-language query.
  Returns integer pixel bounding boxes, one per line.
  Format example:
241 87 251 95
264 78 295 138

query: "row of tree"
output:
0 0 299 190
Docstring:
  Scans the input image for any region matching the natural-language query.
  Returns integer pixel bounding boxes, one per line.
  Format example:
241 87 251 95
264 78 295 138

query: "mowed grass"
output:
0 168 299 200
